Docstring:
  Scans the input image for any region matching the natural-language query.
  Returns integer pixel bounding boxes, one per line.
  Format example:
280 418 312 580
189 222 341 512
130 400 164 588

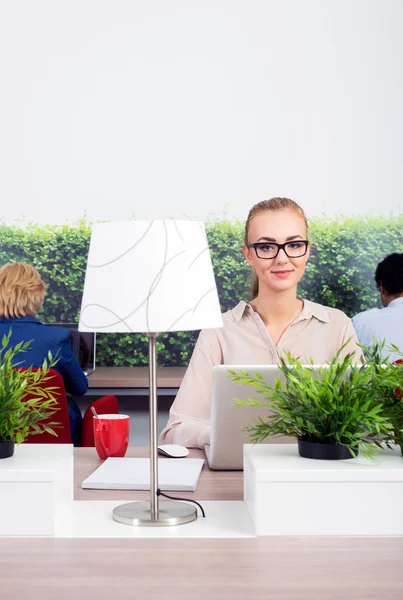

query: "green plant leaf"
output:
0 329 61 443
228 340 403 460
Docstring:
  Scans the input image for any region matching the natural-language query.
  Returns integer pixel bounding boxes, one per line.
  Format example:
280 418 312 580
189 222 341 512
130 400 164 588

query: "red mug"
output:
93 414 130 460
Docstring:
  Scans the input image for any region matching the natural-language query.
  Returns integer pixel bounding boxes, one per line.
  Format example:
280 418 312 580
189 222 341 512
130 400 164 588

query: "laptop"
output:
46 322 96 376
204 364 324 470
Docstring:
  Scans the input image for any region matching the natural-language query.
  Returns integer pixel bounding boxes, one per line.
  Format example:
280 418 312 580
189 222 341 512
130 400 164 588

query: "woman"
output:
160 197 362 449
0 262 88 445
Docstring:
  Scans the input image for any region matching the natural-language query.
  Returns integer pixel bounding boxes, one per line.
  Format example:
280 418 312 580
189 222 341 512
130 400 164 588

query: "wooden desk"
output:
74 447 243 501
87 366 186 396
2 538 403 600
3 449 403 599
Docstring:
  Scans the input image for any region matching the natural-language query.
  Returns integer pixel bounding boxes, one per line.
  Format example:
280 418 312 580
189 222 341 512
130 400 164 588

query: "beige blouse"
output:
159 300 363 449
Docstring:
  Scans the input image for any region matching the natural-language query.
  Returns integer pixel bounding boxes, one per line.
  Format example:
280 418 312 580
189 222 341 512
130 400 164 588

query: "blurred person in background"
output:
353 253 403 361
0 262 88 445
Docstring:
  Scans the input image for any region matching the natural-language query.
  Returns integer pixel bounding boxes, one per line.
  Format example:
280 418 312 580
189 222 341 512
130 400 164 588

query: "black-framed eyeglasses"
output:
247 240 309 260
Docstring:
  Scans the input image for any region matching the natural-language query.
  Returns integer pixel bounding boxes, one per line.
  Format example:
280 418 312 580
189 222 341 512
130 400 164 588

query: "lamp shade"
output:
79 220 223 333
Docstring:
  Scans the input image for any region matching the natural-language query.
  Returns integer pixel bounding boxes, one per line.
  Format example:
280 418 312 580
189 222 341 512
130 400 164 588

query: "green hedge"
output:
0 214 402 366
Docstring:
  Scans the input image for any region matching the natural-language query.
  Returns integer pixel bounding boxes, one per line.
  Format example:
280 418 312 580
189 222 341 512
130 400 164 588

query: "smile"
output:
271 270 293 278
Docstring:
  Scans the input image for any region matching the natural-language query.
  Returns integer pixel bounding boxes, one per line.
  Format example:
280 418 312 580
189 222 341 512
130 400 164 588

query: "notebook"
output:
82 457 205 491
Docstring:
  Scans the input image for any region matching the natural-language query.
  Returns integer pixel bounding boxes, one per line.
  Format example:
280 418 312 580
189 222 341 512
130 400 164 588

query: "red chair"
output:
80 395 119 447
21 369 72 444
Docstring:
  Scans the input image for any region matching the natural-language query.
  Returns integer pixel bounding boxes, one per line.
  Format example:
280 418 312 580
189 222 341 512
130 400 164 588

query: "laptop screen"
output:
45 322 96 374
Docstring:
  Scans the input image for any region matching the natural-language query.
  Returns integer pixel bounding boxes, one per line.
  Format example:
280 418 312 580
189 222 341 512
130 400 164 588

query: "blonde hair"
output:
244 198 308 298
0 262 47 318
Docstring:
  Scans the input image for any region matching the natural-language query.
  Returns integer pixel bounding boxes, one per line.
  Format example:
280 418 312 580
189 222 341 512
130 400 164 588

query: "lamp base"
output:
112 499 198 527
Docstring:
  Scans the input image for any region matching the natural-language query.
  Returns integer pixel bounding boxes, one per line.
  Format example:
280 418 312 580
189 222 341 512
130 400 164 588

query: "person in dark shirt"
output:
0 262 88 445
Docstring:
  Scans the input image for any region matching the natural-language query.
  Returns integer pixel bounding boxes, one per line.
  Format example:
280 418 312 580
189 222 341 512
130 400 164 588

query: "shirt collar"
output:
232 299 330 324
297 299 330 324
232 301 249 322
388 297 403 309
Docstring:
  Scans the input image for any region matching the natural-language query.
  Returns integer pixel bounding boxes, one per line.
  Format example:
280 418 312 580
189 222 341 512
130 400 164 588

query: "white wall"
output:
0 0 402 224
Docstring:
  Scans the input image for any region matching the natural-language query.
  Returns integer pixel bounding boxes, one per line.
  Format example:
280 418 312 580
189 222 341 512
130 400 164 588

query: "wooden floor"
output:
1 538 403 599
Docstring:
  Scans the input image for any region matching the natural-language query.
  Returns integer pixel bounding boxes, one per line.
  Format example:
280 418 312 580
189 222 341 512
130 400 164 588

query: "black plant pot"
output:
0 440 15 459
298 439 357 460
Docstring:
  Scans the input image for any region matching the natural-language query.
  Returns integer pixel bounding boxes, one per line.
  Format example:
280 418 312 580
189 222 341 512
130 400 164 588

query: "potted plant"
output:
229 343 402 460
360 339 403 454
0 329 61 458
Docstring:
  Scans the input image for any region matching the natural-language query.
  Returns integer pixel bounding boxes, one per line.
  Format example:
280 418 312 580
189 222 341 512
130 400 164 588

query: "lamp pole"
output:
149 333 158 520
112 334 197 526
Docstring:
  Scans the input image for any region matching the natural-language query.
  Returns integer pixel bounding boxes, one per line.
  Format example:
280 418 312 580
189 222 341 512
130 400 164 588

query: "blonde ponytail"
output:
250 270 259 298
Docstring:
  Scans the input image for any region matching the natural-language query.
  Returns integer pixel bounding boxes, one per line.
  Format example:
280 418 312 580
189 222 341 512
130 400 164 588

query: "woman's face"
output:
242 209 311 294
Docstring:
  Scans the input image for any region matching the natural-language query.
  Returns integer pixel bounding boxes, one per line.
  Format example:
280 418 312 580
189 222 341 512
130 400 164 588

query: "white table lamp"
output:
79 220 223 526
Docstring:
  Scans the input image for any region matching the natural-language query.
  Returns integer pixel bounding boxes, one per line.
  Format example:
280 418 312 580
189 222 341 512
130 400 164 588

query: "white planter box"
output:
0 443 73 536
244 443 403 537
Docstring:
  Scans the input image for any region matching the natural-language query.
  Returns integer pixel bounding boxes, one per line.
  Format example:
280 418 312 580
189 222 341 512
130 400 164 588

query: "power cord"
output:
157 489 206 518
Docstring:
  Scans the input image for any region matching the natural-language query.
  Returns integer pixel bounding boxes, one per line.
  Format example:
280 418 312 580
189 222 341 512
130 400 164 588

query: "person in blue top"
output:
0 261 88 445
